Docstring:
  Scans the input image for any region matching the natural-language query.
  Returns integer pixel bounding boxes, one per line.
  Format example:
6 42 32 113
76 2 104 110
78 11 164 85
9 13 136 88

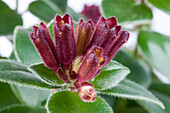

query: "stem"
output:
15 0 18 13
141 0 145 4
134 46 139 58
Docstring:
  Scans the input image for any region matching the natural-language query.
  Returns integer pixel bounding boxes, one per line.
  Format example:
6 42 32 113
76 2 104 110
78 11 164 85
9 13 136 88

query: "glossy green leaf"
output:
99 79 164 109
0 82 19 109
92 60 130 90
98 94 116 109
14 27 42 65
150 83 170 95
147 0 170 15
28 63 64 86
138 83 170 113
50 0 67 13
0 105 46 113
0 60 57 89
137 30 170 83
151 91 170 112
10 85 50 107
0 1 22 35
0 60 29 72
138 101 166 113
114 50 151 87
102 0 153 23
29 1 81 22
29 0 62 22
47 91 113 113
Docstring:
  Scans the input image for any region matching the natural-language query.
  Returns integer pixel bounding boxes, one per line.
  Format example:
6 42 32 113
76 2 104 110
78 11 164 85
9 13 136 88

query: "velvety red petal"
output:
87 21 108 49
106 31 129 64
29 22 58 69
63 14 74 27
77 46 105 83
75 19 94 55
53 14 76 66
54 24 76 66
101 25 123 56
106 17 117 29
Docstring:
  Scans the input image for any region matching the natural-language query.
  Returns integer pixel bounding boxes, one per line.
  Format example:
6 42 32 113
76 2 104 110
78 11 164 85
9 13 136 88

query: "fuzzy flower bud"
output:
75 82 97 102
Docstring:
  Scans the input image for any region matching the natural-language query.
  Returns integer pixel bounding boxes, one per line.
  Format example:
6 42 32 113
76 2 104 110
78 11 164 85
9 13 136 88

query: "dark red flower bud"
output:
54 14 73 30
97 25 123 49
75 19 94 56
29 22 58 70
81 5 101 24
106 31 129 63
87 16 129 66
87 17 117 49
96 16 117 29
53 14 76 66
75 82 97 102
74 46 105 83
104 17 117 29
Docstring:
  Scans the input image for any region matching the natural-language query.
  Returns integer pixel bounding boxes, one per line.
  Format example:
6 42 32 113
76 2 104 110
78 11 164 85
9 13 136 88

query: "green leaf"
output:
152 92 170 108
29 0 62 22
99 79 165 109
0 56 6 59
9 51 17 61
126 107 147 113
0 60 57 89
114 50 151 87
47 91 113 113
10 85 50 107
92 60 130 90
14 27 42 65
150 83 170 95
137 30 170 83
50 0 67 13
147 0 170 15
0 82 19 109
0 105 46 113
102 0 153 23
138 101 166 113
0 1 22 35
29 1 82 22
98 94 116 109
65 7 82 21
0 60 29 72
138 83 170 113
28 63 64 86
